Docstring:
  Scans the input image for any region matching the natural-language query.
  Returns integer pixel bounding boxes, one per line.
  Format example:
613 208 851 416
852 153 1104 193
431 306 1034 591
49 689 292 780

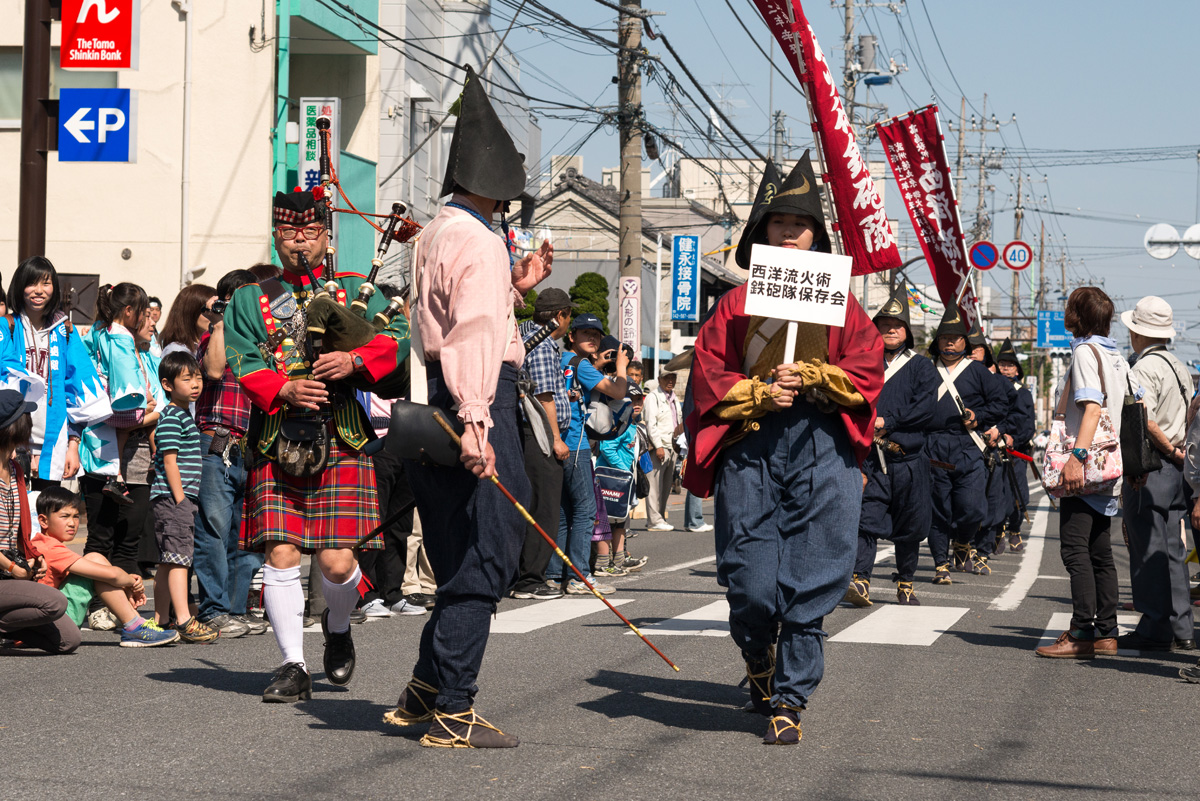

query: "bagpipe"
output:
298 116 422 400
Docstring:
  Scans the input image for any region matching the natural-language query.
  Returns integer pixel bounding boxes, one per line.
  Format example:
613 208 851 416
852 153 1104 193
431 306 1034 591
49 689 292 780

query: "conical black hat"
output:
736 150 831 263
996 337 1023 378
439 66 527 202
873 280 914 349
928 305 969 357
734 159 783 269
966 323 995 367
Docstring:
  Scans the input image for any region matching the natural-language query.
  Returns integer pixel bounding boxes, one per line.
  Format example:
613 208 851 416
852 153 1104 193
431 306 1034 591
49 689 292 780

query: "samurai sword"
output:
929 458 956 471
430 412 679 672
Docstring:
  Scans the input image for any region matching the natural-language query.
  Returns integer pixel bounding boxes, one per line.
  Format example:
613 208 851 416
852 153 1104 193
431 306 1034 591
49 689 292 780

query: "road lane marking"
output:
990 485 1050 612
652 555 716 574
875 544 895 563
491 598 634 634
1037 611 1140 652
828 605 970 646
630 600 730 637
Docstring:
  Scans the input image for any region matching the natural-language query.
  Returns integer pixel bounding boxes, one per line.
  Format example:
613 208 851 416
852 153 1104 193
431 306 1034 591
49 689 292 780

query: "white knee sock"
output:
262 565 305 669
321 565 362 635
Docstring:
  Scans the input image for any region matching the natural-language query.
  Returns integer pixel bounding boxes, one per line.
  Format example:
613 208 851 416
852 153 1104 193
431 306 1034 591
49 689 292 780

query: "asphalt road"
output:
4 483 1200 801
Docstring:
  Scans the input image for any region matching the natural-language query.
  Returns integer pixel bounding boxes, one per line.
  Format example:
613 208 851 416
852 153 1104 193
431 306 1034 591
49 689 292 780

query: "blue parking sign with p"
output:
59 88 136 163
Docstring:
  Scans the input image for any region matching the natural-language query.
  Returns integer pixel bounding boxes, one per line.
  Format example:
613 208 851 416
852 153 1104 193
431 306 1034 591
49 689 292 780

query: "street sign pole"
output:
18 0 54 262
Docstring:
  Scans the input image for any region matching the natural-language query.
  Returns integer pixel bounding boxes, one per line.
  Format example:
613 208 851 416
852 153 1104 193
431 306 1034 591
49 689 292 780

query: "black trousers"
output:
80 474 143 575
511 422 563 592
1122 462 1194 640
358 446 415 606
1057 496 1119 636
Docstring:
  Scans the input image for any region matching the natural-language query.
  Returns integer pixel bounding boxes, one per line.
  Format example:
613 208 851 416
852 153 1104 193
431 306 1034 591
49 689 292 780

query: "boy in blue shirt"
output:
551 313 628 595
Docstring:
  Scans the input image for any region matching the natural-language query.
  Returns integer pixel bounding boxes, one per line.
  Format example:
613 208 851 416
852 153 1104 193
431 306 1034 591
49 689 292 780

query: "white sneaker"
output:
389 598 427 616
688 523 714 533
648 523 675 532
87 608 118 631
361 598 394 618
566 578 615 596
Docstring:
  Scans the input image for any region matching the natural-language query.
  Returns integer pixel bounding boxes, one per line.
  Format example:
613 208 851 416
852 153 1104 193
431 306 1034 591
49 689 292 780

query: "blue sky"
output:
501 0 1200 357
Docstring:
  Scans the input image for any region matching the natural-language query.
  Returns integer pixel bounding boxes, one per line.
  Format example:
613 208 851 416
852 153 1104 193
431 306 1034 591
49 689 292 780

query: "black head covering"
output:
440 66 527 202
928 305 969 358
734 159 783 269
996 337 1023 379
873 280 914 350
273 187 324 226
735 150 831 266
966 323 995 368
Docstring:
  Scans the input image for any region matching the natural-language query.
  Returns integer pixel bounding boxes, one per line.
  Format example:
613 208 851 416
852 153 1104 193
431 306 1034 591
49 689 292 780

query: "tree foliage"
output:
569 272 610 334
515 289 538 324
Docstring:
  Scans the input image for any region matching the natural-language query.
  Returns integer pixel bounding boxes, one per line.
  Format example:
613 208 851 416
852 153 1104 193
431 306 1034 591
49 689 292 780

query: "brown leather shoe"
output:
1093 637 1117 655
1036 631 1095 659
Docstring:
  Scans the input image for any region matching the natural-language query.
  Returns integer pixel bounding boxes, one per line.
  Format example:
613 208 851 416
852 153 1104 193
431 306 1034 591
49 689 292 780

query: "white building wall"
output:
0 1 276 310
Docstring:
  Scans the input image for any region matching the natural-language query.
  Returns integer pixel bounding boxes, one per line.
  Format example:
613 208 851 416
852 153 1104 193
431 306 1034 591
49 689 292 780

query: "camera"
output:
211 299 228 316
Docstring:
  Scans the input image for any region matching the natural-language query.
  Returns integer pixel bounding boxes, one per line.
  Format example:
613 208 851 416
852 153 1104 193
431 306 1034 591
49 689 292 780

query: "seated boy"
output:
32 487 179 647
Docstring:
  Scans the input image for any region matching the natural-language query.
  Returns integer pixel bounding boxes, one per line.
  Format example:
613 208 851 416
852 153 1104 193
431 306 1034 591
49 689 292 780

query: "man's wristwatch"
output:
350 351 365 372
1071 447 1089 462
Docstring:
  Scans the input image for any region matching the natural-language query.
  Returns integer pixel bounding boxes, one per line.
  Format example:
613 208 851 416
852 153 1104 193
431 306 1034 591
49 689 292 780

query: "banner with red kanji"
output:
751 0 901 277
876 105 981 328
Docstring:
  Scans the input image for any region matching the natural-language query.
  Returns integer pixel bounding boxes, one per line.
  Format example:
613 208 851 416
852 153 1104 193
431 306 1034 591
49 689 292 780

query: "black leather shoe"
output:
322 609 356 685
406 593 437 608
262 662 312 703
1115 632 1172 652
1173 638 1197 652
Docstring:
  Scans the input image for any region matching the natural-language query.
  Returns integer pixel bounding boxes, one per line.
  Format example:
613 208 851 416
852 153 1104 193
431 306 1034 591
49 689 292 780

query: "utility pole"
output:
1037 221 1047 422
842 0 856 124
1011 158 1023 336
955 97 967 207
618 0 645 352
18 0 54 262
773 111 786 162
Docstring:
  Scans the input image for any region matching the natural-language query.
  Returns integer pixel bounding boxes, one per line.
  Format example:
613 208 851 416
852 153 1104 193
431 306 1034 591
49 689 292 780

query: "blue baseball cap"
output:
571 313 604 332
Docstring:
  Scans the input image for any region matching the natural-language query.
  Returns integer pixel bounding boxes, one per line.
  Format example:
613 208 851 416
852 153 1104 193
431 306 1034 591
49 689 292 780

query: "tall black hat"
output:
439 66 527 202
873 280 914 349
735 150 832 267
966 323 995 368
928 304 969 358
273 187 324 226
995 337 1023 379
734 158 783 269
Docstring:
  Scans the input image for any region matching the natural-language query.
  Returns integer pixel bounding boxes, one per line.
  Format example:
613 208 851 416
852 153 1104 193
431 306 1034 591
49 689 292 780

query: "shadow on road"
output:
578 669 761 735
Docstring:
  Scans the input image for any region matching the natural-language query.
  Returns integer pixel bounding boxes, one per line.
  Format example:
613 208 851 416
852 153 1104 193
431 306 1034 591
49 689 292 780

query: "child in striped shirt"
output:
152 351 215 643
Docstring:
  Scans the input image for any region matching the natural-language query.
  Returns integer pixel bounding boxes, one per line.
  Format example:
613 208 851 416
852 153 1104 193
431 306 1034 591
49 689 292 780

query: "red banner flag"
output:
875 105 981 328
752 0 901 277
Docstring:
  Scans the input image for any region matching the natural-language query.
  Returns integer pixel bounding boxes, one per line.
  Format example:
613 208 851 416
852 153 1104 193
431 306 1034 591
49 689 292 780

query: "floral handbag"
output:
1041 344 1123 498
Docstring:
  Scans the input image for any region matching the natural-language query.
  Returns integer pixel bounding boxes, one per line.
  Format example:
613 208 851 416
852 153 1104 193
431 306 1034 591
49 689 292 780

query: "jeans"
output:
1057 496 1119 637
715 403 860 709
407 363 530 713
512 423 563 591
192 436 263 620
548 450 596 583
684 491 705 530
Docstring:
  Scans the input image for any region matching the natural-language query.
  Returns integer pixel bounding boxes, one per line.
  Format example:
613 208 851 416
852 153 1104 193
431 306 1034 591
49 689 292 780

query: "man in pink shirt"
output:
383 67 552 749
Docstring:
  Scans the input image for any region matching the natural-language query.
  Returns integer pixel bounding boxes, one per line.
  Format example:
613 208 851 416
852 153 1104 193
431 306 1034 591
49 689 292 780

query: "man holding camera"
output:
548 313 627 595
191 268 266 639
644 371 683 531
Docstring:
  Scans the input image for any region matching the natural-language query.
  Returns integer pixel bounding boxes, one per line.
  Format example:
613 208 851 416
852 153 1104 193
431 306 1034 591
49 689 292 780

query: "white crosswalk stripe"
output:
491 597 635 634
631 600 730 637
829 605 970 646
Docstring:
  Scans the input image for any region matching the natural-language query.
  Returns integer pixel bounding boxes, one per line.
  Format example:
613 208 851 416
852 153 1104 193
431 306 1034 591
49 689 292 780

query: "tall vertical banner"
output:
751 0 901 276
300 98 340 253
671 235 700 322
618 276 641 352
875 106 981 328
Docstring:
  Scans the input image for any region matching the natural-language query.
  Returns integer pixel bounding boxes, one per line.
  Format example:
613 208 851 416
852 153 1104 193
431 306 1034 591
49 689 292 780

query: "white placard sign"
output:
744 245 853 327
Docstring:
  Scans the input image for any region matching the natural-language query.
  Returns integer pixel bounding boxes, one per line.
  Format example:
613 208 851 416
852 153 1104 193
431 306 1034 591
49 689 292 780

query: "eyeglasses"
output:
275 225 326 241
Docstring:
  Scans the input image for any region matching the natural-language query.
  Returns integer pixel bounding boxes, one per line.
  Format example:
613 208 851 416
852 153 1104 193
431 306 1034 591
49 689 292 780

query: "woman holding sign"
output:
683 153 883 745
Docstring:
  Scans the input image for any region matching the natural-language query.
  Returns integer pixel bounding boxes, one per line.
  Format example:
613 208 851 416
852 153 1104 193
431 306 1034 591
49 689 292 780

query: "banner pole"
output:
655 233 663 381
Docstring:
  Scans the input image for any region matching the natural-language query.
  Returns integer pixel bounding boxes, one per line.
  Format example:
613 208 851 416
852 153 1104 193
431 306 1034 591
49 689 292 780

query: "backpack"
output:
566 353 634 442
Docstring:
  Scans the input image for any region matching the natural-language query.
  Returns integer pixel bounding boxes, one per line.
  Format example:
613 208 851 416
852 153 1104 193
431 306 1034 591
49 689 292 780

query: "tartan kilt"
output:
242 434 383 553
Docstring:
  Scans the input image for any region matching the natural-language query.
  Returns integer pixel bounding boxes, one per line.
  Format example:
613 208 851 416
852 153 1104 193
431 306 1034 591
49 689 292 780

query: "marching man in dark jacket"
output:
847 281 936 606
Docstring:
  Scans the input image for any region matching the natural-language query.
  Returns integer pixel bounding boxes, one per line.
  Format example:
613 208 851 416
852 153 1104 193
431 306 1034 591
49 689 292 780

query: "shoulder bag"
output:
1041 344 1123 498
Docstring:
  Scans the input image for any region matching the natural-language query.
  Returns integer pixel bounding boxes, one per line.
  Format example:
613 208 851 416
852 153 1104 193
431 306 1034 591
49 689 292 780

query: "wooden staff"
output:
431 412 680 672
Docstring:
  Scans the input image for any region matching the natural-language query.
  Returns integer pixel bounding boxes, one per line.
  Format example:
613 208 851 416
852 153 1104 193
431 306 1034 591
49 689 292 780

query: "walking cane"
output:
431 411 680 672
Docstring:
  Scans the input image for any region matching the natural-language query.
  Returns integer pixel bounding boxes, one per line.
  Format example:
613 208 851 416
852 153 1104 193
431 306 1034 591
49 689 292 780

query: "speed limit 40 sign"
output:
1002 240 1033 271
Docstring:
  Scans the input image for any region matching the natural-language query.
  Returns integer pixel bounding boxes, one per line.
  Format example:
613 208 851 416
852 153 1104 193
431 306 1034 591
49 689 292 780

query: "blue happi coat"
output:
78 323 163 478
0 313 111 481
